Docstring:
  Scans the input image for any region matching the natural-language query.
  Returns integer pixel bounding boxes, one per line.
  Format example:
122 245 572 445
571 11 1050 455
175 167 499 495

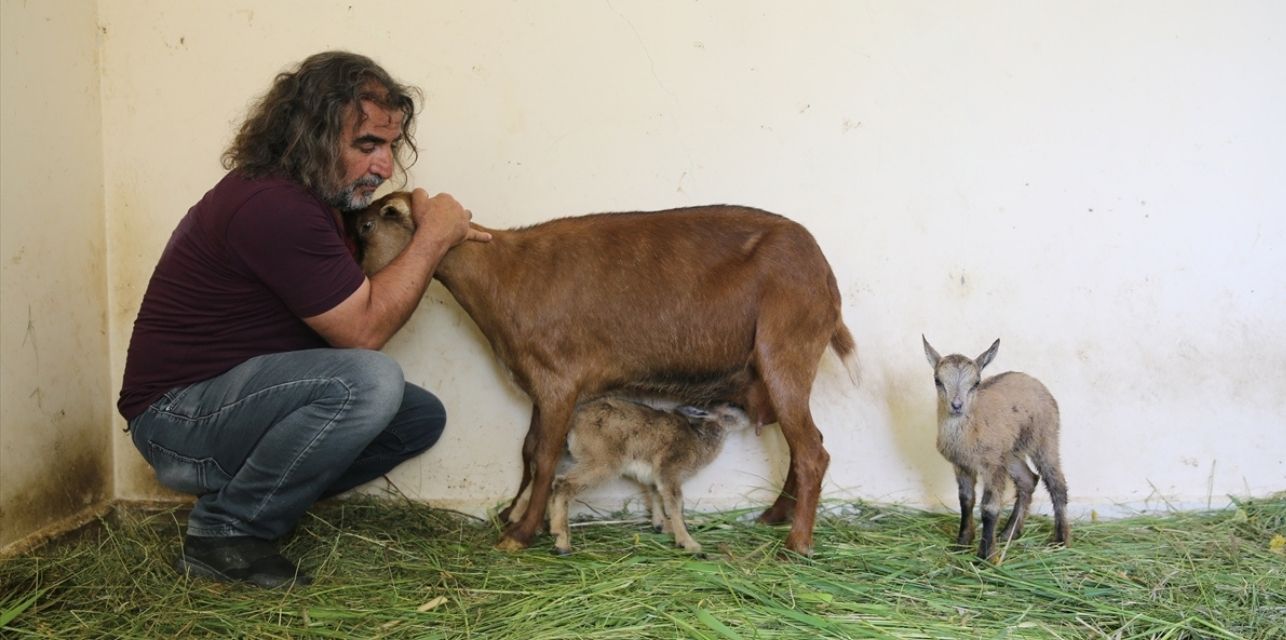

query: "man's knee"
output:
339 349 405 400
397 384 447 453
325 350 406 433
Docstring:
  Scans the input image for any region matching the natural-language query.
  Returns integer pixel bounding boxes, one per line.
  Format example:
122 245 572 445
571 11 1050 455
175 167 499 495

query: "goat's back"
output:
974 372 1060 454
438 205 844 393
566 398 725 474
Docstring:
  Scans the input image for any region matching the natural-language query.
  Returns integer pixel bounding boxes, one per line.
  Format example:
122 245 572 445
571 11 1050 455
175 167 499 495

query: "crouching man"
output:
118 51 490 588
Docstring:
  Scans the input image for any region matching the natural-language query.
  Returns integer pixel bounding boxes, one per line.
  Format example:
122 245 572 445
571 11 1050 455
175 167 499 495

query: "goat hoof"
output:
652 524 665 534
756 511 790 526
690 551 708 560
495 537 528 553
552 546 573 557
783 543 814 558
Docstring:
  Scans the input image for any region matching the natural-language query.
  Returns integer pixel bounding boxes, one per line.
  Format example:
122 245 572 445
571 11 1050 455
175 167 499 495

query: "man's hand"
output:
410 188 492 247
305 189 489 349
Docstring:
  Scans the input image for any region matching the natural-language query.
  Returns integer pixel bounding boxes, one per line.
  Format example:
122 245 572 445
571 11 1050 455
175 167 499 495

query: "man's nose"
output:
371 148 394 178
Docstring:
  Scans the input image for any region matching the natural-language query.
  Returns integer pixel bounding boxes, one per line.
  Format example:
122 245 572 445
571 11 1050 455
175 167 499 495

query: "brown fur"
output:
351 192 859 556
922 337 1070 562
508 398 750 556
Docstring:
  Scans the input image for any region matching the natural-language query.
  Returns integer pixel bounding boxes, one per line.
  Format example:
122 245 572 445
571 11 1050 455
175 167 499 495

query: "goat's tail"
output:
830 321 861 387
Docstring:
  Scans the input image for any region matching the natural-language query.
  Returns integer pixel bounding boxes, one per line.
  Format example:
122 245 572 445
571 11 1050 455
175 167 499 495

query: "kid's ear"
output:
976 339 1000 371
922 334 942 368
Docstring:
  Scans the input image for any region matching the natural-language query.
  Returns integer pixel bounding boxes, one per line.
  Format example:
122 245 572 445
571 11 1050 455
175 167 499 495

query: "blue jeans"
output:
129 349 445 540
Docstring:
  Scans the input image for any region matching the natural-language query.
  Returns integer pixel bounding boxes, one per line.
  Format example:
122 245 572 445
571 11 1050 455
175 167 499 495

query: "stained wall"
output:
0 0 113 549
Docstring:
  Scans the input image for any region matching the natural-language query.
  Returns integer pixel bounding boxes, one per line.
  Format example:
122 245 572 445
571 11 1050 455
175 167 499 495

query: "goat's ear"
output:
676 405 710 424
976 339 1000 371
922 334 941 368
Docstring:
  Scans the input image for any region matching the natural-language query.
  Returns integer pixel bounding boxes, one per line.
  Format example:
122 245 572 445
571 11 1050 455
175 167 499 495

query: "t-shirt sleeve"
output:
225 191 366 318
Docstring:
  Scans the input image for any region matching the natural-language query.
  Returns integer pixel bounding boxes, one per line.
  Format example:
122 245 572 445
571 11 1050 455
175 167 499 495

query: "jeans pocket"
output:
146 442 233 495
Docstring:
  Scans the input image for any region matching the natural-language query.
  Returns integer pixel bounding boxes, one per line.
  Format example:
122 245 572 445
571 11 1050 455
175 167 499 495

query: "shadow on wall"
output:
880 365 953 506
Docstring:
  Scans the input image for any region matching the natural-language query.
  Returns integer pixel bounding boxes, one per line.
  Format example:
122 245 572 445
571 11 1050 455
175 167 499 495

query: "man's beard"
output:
329 174 384 212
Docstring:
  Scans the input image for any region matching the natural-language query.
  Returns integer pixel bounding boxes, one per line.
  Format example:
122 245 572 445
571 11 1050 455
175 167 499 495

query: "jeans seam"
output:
246 376 355 523
155 377 349 423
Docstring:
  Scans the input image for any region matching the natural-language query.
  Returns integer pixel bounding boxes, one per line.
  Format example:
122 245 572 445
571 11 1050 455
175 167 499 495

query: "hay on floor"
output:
2 494 1282 639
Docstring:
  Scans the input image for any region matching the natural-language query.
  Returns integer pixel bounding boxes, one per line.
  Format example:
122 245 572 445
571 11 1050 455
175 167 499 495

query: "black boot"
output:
174 535 312 589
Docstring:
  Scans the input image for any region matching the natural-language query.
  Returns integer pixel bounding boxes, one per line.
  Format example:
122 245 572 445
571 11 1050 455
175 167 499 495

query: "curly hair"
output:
222 51 420 200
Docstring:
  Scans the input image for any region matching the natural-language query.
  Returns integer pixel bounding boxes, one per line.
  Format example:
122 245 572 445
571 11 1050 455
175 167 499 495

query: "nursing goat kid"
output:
922 336 1070 562
507 399 752 557
351 192 859 556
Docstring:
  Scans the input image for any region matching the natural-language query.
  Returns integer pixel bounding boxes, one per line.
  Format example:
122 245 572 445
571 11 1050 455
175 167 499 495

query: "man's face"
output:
331 99 403 211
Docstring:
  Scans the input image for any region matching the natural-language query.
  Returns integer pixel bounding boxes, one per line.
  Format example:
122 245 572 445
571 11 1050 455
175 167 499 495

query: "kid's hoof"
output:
552 547 573 557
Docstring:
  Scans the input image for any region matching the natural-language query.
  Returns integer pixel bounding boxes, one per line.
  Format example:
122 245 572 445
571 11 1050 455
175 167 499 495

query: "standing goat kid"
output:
922 337 1070 562
352 192 858 556
510 398 751 556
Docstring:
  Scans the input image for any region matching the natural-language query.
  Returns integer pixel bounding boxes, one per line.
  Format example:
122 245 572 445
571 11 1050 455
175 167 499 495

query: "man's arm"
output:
303 189 491 349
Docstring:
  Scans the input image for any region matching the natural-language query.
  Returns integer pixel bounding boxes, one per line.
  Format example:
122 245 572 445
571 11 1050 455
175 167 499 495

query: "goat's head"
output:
676 404 752 432
922 336 999 417
351 191 415 275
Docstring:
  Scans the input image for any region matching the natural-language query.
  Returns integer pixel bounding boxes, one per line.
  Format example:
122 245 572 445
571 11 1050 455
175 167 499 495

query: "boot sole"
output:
173 554 306 589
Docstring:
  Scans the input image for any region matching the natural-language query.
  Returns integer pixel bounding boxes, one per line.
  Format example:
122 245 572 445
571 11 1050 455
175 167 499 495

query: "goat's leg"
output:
1033 450 1070 546
754 309 831 556
631 480 668 532
754 363 797 525
548 476 574 555
508 482 532 525
757 464 797 525
953 465 977 548
774 409 827 556
499 397 575 551
977 469 1008 562
760 372 828 556
500 409 541 523
549 464 618 555
1000 457 1037 543
655 478 702 555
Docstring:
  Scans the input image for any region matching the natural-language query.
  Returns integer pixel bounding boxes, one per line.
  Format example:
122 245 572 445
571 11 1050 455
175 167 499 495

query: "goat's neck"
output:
936 407 970 458
433 230 514 333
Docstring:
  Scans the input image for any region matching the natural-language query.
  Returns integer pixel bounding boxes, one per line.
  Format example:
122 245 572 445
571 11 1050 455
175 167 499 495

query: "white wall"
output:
0 0 112 549
95 1 1285 517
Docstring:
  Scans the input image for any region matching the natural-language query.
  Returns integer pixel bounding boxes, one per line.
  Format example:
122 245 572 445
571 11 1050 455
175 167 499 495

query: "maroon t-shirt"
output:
117 172 366 421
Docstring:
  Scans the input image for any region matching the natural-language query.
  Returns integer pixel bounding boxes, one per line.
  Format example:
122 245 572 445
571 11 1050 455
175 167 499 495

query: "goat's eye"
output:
360 221 374 235
934 379 944 389
381 207 398 218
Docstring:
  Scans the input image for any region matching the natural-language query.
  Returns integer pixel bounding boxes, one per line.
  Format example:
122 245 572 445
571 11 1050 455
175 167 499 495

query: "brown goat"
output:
351 192 858 556
922 336 1070 562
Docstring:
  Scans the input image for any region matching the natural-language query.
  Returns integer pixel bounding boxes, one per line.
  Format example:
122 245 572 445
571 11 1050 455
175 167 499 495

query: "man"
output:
118 51 490 588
